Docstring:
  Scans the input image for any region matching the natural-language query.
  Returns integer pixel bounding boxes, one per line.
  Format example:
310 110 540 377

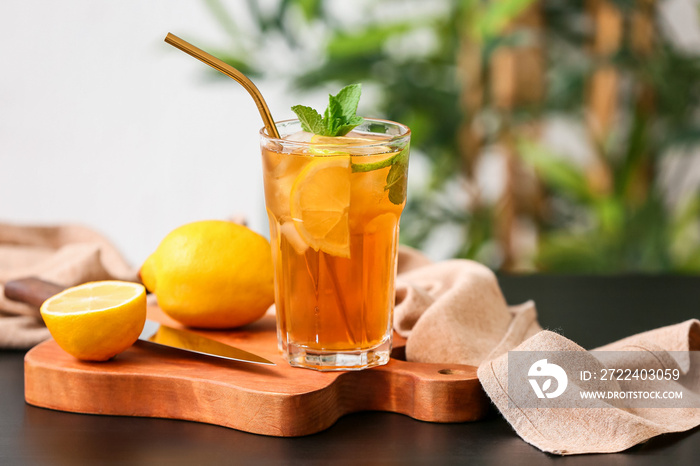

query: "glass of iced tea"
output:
260 118 410 370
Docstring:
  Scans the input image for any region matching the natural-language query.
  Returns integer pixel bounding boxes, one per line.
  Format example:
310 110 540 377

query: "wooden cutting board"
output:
24 305 488 437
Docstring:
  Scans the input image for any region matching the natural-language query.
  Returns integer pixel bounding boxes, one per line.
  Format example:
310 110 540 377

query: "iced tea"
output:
260 119 410 370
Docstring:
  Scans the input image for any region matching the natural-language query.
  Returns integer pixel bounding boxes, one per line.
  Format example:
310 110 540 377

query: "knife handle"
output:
4 277 66 307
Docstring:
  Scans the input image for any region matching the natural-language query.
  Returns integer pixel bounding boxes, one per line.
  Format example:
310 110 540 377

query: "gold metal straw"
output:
164 33 280 139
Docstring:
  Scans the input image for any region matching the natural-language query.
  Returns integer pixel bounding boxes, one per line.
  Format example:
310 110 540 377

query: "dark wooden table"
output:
2 276 699 465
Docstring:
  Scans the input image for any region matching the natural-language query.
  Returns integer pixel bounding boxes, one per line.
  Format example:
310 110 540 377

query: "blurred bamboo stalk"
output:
456 36 484 183
456 17 485 258
457 1 547 271
586 0 620 197
626 0 656 206
491 3 545 271
586 0 657 205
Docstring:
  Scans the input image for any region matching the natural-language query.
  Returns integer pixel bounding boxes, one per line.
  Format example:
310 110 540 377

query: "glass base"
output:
284 337 392 371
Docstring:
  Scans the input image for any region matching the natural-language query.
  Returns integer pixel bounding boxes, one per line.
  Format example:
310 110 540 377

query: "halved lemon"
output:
290 156 352 258
40 281 147 361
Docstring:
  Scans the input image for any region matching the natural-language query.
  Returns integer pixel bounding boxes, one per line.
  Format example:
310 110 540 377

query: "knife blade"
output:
139 319 274 365
4 277 275 366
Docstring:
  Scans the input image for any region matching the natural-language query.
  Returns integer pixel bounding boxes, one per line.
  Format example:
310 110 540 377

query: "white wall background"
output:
0 1 294 268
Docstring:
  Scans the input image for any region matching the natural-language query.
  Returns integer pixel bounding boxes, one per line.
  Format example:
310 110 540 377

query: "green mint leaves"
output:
350 144 410 205
384 146 409 205
291 84 364 137
292 106 325 135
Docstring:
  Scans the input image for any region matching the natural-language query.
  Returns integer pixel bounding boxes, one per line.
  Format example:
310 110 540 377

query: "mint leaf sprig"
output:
291 84 364 137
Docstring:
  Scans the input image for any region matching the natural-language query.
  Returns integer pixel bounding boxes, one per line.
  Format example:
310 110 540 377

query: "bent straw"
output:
164 33 280 139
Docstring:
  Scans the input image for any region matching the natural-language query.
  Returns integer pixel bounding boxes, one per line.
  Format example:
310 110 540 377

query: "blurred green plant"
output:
201 0 700 273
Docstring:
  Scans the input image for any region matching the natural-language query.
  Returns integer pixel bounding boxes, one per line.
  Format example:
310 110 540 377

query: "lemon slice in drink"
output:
40 281 147 361
290 156 352 258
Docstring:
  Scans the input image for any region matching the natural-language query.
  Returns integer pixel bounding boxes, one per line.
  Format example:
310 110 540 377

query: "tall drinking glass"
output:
260 119 410 370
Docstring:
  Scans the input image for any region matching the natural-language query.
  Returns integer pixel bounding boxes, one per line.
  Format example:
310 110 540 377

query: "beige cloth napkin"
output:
479 321 700 455
394 247 700 455
0 222 137 349
394 248 541 365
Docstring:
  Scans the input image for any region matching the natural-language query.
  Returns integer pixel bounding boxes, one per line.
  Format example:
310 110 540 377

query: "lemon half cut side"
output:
40 281 147 361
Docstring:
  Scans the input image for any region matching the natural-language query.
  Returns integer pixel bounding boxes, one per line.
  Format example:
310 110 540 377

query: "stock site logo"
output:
528 359 568 399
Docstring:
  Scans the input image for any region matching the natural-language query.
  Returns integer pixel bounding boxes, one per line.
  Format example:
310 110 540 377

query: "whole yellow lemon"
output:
140 220 274 328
